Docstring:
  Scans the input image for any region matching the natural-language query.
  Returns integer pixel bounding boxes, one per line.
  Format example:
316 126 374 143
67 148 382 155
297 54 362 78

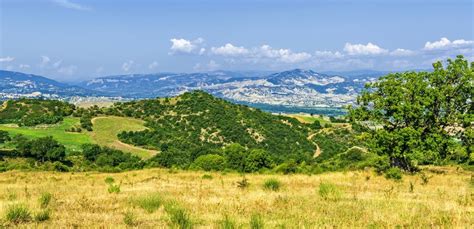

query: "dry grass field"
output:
0 166 472 228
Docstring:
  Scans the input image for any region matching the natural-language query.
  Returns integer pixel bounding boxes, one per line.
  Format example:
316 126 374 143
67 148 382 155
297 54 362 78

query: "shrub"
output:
123 211 137 226
244 149 273 172
104 176 115 184
34 209 50 222
108 184 121 194
164 202 193 229
420 172 431 185
237 177 249 189
249 213 264 229
5 204 31 224
263 178 281 191
318 182 342 201
218 215 236 229
385 167 403 181
39 192 52 209
202 174 213 179
191 154 226 171
132 193 163 213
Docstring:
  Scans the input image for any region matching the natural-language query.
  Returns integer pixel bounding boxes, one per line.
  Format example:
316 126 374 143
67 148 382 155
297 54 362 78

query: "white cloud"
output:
424 37 474 50
390 48 415 56
122 60 134 72
344 42 388 55
169 38 204 54
314 51 344 59
148 61 159 70
52 60 63 69
40 56 51 68
57 65 77 75
19 64 30 69
211 43 249 56
255 45 312 63
0 56 15 62
51 0 91 11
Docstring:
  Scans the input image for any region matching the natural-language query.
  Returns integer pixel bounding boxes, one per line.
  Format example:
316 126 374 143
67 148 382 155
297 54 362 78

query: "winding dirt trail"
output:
307 132 321 158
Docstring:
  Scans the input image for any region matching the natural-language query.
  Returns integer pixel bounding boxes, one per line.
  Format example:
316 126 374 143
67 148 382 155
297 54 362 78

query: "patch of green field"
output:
287 114 329 124
0 117 92 152
91 116 158 159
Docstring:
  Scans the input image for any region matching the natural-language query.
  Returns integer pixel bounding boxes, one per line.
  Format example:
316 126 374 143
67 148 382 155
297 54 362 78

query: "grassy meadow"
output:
0 117 91 152
0 167 472 228
0 116 156 158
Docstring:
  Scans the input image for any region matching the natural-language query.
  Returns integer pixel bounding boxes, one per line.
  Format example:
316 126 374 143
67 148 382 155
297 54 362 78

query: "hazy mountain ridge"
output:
0 69 384 107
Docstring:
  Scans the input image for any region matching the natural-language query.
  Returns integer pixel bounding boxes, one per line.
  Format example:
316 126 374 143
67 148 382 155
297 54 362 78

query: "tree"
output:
26 137 66 162
223 143 247 171
0 131 10 143
244 149 273 172
310 120 322 130
191 154 226 171
349 56 473 171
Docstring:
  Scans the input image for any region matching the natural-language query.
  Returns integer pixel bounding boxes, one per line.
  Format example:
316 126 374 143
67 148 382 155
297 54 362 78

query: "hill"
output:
108 91 316 164
0 70 101 99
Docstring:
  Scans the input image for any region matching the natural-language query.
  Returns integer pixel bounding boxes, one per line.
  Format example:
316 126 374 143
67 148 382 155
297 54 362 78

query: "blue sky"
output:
1 0 473 81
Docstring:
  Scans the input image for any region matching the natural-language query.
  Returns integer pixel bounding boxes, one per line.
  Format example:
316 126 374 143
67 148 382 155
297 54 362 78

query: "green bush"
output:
164 201 193 229
132 193 163 213
191 154 226 171
202 174 213 179
263 178 281 191
108 184 121 194
385 167 403 181
123 210 137 226
249 213 264 229
318 182 342 201
38 192 52 209
104 176 115 184
218 215 236 229
5 204 31 224
34 209 50 222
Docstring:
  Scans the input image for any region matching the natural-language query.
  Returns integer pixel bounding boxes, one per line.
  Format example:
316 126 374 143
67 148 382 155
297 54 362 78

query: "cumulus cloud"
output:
390 48 415 56
211 43 249 56
122 60 134 72
51 0 91 11
254 45 312 63
19 64 30 69
0 56 15 62
344 42 388 55
314 51 344 59
169 38 204 54
424 37 474 50
148 61 159 70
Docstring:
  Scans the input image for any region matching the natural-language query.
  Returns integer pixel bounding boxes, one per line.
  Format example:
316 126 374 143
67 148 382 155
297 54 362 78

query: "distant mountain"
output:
81 69 377 107
0 70 102 99
0 69 384 108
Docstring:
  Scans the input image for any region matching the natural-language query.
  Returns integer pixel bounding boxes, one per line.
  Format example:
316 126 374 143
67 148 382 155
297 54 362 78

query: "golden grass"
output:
0 167 472 228
90 116 159 158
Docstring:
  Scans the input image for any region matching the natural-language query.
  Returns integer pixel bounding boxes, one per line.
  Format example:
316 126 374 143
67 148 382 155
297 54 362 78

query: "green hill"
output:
110 91 315 163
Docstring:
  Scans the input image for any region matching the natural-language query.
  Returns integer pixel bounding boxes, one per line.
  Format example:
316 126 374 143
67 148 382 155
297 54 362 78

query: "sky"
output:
0 0 473 82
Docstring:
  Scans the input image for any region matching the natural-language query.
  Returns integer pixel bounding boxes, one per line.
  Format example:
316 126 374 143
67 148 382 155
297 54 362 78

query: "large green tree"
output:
349 56 473 171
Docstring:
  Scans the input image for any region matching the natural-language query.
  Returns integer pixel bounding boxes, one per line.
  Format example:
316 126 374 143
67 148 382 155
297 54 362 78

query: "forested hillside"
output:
0 99 74 126
109 91 315 165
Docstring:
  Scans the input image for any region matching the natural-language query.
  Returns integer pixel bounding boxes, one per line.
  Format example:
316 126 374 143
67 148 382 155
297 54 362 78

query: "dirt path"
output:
307 131 322 158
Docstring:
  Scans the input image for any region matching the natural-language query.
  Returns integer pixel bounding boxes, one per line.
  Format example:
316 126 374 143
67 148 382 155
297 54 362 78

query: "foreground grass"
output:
0 167 472 227
90 116 158 158
0 117 92 152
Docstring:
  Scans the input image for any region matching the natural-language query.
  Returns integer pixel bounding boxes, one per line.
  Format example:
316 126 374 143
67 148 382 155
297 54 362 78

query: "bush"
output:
34 209 50 222
39 192 52 208
5 204 31 224
191 154 226 171
104 176 115 184
132 193 163 213
385 167 403 181
237 177 249 189
0 130 11 143
244 149 273 172
123 211 137 226
201 174 213 179
164 202 193 229
218 215 236 229
263 178 281 191
249 213 264 229
318 182 342 201
108 184 121 194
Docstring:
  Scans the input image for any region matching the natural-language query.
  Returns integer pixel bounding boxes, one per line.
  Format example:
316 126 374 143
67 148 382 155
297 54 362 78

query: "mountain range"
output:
0 69 386 109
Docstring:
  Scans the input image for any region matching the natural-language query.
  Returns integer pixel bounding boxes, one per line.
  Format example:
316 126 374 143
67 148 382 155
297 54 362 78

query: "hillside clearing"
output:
0 117 91 152
0 167 471 227
90 116 159 159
